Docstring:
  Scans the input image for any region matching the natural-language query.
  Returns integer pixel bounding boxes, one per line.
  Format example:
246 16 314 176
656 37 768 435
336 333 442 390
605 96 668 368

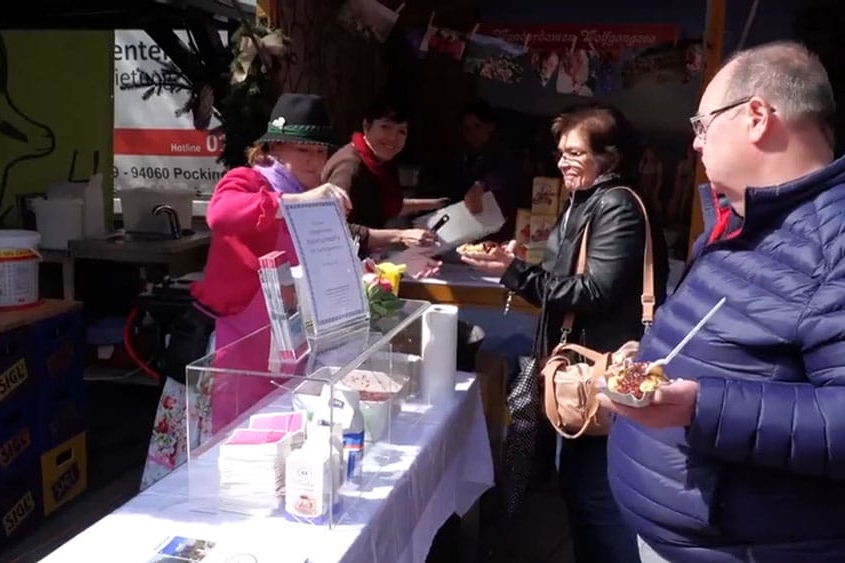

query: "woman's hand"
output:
464 182 485 214
598 379 699 429
283 183 352 216
393 246 442 279
418 198 450 211
399 228 437 247
460 240 517 276
400 197 450 215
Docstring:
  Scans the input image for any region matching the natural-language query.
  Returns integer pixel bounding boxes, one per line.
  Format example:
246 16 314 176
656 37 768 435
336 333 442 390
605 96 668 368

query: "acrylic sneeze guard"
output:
184 299 430 528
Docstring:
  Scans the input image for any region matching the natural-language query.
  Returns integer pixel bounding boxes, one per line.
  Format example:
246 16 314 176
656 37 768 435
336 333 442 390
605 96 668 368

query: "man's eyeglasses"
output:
689 96 752 138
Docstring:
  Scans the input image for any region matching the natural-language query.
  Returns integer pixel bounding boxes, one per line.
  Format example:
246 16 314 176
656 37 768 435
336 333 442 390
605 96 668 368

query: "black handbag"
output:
501 350 542 517
163 306 215 384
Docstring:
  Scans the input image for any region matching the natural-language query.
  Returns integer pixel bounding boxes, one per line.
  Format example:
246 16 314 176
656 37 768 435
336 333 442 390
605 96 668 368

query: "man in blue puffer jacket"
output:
600 41 845 563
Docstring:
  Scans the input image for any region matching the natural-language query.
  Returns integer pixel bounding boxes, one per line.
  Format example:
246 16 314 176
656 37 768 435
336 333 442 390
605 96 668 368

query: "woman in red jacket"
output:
322 95 449 255
141 93 350 490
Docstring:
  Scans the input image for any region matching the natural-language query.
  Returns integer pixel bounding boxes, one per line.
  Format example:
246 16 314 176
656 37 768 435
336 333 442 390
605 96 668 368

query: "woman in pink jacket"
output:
141 94 350 489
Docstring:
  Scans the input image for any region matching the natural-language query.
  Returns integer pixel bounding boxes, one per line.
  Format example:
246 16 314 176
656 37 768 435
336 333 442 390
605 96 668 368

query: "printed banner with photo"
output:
462 34 528 85
419 25 475 61
475 24 695 97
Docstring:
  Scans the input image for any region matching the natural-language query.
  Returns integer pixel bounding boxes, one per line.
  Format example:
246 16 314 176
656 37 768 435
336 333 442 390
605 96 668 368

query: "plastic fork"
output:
647 297 727 375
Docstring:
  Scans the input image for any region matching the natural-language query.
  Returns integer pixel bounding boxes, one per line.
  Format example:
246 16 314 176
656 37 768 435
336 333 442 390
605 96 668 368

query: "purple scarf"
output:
254 158 304 194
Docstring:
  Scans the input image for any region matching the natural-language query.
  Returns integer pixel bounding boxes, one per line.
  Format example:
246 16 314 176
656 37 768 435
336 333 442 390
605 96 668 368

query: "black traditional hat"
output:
255 93 336 146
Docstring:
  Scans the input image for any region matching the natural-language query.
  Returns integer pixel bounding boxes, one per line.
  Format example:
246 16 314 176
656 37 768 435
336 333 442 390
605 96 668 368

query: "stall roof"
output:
0 0 255 29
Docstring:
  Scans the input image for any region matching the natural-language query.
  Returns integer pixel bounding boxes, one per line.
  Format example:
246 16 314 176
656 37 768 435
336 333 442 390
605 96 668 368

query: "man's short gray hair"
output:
723 41 835 144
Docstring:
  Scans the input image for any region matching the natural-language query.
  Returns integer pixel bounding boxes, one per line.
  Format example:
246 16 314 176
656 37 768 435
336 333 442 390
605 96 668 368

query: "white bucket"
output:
0 230 41 309
33 198 84 249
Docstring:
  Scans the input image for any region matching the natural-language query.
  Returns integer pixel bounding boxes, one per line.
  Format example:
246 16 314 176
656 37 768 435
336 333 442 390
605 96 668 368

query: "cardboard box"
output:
40 432 87 516
514 209 532 244
531 177 561 215
529 214 556 244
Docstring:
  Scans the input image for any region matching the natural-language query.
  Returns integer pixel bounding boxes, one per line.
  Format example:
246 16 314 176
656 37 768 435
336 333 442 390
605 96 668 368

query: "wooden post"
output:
687 0 726 255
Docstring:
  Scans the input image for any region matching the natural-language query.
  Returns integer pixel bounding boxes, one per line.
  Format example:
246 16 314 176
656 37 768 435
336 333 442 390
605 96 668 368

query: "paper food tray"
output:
414 191 505 251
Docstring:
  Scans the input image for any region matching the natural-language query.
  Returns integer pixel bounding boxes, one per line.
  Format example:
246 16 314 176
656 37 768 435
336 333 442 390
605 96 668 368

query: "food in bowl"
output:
457 241 528 259
456 241 499 255
606 359 667 400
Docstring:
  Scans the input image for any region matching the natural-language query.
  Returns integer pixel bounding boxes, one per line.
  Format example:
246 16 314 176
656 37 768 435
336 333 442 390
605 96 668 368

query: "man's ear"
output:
362 119 371 134
746 97 771 143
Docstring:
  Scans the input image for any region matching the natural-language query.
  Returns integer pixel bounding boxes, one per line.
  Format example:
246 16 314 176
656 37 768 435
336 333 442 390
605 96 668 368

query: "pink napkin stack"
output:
217 411 307 514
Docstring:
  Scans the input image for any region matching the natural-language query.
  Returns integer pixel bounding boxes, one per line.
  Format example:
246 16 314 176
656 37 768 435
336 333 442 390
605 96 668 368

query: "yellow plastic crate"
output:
40 432 87 516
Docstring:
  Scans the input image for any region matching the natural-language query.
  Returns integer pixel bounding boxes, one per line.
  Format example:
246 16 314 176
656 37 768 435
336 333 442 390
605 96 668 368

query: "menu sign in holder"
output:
281 199 370 338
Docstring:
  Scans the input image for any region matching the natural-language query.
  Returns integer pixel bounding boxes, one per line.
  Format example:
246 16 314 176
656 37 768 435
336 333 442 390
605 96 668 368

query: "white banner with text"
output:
113 30 227 195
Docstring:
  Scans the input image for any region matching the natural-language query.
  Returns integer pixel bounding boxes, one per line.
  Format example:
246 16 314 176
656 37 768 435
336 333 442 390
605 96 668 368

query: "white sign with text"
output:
281 199 369 336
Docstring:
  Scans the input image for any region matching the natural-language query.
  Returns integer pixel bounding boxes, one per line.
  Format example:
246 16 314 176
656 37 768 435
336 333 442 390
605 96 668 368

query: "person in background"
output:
601 41 845 563
462 102 668 563
140 93 351 490
321 95 446 256
668 144 696 227
426 99 524 243
638 146 663 217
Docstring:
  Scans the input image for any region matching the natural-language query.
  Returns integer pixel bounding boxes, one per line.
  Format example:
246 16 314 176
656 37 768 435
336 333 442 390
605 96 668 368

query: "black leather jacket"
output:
501 176 669 358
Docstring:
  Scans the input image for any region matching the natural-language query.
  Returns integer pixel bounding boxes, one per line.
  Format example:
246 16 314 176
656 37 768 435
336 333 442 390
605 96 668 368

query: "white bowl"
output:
341 370 407 442
604 387 656 408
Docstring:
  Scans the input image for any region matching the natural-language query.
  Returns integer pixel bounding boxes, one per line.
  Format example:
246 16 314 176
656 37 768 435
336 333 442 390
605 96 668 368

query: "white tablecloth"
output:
41 374 493 563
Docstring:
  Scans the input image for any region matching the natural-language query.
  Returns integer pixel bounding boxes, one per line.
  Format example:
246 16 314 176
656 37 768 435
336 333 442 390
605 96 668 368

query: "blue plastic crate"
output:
0 404 39 472
27 309 84 386
0 328 36 416
37 381 86 453
0 458 43 547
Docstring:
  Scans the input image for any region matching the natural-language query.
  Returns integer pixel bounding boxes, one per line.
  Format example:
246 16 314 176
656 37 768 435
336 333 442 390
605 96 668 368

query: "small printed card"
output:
258 250 309 362
147 535 307 562
147 535 218 562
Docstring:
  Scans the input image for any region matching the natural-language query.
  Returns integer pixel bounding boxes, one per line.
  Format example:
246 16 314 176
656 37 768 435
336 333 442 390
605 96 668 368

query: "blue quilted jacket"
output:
608 156 845 563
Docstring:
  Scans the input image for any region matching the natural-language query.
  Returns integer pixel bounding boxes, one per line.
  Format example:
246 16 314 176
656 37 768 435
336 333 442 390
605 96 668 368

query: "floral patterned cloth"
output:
140 374 213 490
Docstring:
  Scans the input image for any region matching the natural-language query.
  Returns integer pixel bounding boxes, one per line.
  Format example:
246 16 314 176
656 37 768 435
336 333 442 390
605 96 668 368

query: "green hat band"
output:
266 123 332 138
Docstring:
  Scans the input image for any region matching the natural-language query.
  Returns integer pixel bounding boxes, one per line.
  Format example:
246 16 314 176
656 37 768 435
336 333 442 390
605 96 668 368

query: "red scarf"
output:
351 132 403 219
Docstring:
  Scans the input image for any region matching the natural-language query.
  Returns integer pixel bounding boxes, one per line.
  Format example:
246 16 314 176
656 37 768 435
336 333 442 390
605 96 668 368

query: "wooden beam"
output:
688 0 727 255
399 280 539 315
257 0 280 27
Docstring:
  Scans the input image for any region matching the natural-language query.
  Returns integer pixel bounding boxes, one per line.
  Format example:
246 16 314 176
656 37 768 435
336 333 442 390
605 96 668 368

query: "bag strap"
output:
541 346 610 439
548 342 605 364
560 187 655 341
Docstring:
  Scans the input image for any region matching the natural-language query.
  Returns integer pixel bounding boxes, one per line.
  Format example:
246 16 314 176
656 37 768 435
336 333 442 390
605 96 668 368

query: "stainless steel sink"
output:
105 230 196 244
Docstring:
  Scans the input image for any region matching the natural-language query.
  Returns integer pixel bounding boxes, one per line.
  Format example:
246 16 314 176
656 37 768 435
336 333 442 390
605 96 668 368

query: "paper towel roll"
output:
420 305 458 404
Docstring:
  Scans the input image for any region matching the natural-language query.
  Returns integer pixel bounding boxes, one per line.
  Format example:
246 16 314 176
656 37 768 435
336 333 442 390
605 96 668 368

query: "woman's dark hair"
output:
463 99 496 124
363 93 411 125
551 102 641 179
